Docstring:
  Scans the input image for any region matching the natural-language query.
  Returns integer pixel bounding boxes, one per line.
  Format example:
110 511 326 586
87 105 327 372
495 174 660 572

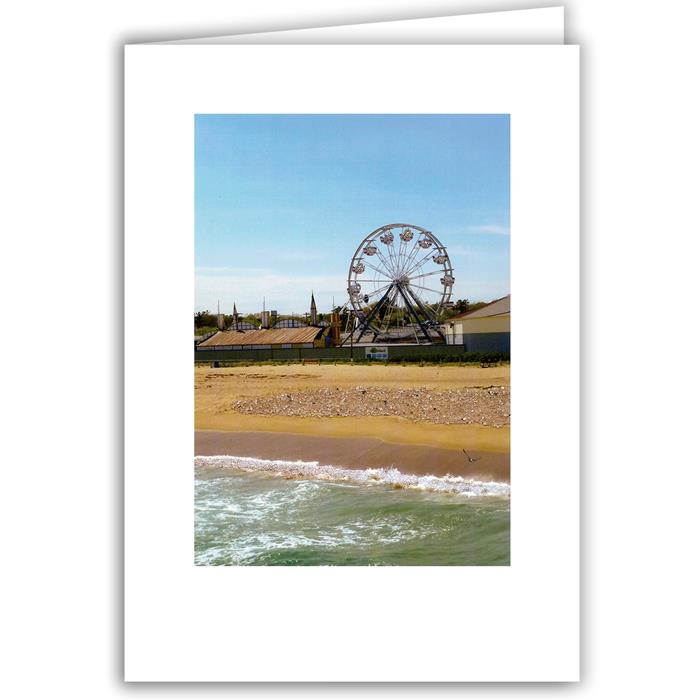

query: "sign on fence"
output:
365 346 389 360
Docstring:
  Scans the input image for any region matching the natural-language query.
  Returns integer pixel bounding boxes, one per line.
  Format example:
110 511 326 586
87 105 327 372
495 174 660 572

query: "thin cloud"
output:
467 224 510 236
196 266 272 276
447 246 504 260
281 251 328 262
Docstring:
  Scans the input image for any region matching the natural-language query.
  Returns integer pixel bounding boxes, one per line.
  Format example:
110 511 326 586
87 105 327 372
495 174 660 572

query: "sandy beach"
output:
195 363 510 480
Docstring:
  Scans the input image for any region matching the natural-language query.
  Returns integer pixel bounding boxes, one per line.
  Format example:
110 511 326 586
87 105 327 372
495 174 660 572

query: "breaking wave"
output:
195 455 510 497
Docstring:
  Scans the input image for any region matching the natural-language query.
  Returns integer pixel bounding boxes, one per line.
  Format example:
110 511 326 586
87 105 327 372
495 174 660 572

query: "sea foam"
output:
195 455 510 497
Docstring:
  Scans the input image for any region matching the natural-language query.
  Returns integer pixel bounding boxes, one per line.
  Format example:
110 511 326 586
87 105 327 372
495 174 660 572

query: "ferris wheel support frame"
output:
344 284 396 345
403 283 445 342
343 280 436 345
394 283 434 343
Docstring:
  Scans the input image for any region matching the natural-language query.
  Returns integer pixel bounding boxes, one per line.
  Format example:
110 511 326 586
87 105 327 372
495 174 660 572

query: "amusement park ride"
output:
342 223 454 345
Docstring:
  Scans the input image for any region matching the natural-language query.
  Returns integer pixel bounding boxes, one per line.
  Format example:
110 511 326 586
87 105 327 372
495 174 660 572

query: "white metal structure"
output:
346 223 454 342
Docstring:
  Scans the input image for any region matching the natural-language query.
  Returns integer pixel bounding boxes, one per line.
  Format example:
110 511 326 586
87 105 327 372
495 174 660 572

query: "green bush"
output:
384 351 509 364
195 351 510 367
194 326 219 336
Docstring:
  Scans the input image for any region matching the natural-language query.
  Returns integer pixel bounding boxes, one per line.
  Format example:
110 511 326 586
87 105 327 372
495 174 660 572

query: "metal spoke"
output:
397 237 421 277
374 245 396 278
385 233 400 274
407 269 446 281
396 232 413 276
364 281 393 298
359 259 395 279
402 248 438 278
366 274 394 285
397 234 407 270
407 282 447 296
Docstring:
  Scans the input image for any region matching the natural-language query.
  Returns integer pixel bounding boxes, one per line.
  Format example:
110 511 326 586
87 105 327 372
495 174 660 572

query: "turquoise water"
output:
195 457 510 566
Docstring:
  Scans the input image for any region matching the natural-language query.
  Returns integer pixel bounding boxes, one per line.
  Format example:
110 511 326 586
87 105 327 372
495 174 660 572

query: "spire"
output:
310 291 318 325
232 302 239 331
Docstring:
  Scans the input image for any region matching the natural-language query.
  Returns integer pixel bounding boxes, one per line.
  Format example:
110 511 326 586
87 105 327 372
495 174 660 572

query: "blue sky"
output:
195 114 509 315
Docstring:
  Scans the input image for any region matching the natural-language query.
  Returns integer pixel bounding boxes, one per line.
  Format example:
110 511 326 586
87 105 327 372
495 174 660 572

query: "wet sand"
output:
196 412 509 452
196 430 510 483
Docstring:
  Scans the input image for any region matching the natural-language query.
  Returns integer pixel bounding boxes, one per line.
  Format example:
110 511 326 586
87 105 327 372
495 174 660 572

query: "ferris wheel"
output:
345 223 454 343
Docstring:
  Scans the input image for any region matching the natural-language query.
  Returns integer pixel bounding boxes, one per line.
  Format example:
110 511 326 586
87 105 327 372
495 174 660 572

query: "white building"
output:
443 295 510 352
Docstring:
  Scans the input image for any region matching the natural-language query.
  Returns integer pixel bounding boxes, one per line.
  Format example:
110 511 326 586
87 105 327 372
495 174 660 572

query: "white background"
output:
2 0 699 697
125 44 578 682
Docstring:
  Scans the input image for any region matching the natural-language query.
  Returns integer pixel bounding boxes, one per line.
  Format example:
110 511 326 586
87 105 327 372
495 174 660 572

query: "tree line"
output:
195 299 490 333
194 310 328 332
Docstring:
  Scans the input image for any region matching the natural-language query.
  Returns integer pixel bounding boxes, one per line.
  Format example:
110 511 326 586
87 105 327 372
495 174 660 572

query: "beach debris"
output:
231 385 510 427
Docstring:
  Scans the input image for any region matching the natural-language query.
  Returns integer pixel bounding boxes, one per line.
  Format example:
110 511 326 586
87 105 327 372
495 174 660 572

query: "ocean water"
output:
195 456 510 566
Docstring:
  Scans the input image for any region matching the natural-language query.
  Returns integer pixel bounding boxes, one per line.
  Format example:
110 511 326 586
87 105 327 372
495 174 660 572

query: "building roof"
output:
198 326 323 347
449 295 510 321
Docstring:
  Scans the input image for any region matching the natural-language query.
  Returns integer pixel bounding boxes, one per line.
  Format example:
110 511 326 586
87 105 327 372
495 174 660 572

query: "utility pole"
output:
349 311 354 361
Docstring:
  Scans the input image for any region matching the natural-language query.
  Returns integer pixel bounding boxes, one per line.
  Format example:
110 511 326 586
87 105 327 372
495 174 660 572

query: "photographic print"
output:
194 114 510 566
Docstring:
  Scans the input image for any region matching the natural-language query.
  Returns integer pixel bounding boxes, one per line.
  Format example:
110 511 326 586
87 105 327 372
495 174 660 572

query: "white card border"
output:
125 44 579 682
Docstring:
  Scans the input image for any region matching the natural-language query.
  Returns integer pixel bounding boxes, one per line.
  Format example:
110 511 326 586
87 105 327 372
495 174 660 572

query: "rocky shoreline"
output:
232 385 510 427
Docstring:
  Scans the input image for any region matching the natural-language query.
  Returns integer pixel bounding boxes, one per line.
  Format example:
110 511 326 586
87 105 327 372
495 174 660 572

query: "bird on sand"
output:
462 449 482 463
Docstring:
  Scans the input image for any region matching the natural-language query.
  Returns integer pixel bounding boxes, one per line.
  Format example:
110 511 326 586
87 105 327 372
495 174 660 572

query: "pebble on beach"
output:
232 385 510 427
